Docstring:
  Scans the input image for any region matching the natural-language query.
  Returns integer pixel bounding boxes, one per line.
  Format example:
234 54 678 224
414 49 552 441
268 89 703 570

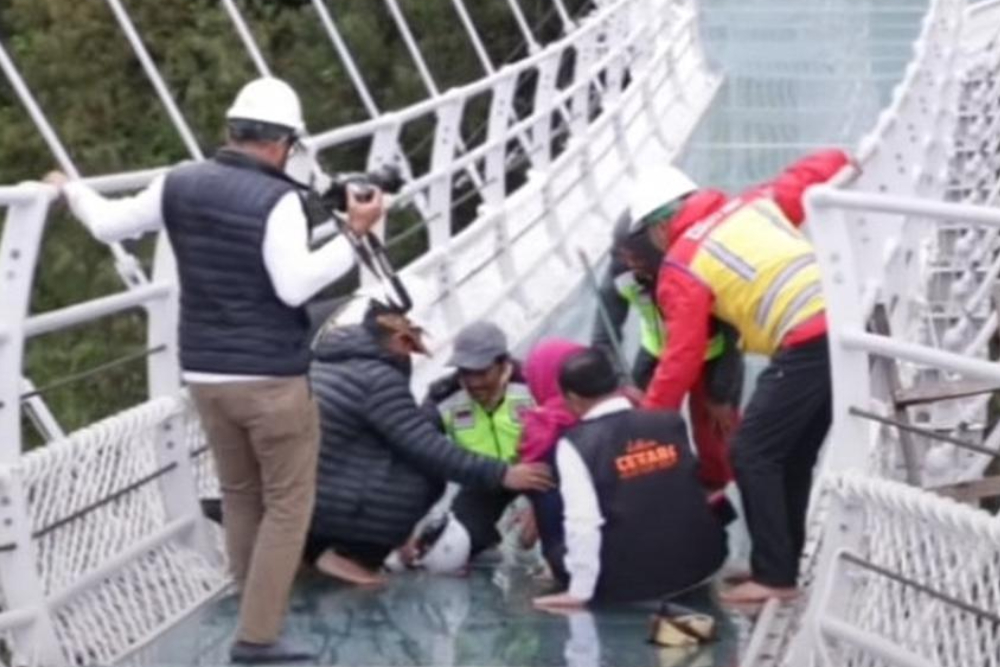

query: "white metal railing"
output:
808 188 1000 477
0 0 719 662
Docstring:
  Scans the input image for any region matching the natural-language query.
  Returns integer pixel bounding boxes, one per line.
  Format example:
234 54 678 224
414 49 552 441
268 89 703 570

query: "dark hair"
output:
227 118 295 144
558 348 621 399
362 300 407 342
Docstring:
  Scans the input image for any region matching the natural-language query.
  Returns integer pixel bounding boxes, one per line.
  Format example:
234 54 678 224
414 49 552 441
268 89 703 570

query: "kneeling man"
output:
534 348 726 608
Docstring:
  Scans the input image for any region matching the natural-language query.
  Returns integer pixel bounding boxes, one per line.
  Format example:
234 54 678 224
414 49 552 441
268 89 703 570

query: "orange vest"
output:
682 200 824 356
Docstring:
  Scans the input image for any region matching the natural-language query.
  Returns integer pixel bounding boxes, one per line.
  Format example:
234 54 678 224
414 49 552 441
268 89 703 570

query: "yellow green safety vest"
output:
437 383 533 463
615 273 725 360
685 199 824 356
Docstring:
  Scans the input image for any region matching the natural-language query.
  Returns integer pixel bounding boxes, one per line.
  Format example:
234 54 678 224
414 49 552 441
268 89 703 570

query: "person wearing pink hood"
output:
522 339 587 463
520 339 586 581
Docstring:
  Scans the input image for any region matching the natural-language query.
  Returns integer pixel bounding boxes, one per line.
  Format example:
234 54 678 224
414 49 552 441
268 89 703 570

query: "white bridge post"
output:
0 188 64 662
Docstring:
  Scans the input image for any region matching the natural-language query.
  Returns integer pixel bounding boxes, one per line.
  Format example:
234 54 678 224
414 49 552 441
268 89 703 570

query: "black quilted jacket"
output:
309 325 507 547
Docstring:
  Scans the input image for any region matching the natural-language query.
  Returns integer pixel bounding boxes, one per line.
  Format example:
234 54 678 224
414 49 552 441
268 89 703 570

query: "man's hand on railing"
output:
42 170 69 195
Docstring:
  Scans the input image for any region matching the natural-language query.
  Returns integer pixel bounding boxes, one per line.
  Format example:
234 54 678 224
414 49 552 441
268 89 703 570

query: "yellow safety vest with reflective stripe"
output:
437 383 532 463
615 273 726 360
685 200 824 356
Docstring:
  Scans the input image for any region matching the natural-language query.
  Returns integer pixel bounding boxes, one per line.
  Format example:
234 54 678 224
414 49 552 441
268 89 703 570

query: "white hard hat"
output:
627 165 698 234
417 514 470 574
226 77 305 135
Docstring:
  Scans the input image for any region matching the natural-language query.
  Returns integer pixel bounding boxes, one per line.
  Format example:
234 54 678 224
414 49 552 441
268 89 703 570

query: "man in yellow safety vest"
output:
592 210 743 491
634 149 852 604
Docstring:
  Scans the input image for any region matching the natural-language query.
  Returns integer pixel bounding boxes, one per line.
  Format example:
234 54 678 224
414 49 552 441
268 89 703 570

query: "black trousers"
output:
731 336 831 587
451 487 518 556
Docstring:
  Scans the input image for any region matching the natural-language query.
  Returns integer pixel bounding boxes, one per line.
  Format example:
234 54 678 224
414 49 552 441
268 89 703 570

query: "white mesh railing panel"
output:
0 398 226 665
22 400 172 595
803 472 1000 667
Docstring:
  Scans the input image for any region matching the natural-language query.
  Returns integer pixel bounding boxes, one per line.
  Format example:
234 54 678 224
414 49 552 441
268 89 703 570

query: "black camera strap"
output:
216 147 414 312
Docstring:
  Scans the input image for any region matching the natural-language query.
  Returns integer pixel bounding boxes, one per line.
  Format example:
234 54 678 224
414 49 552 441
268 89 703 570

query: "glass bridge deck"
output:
125 560 743 667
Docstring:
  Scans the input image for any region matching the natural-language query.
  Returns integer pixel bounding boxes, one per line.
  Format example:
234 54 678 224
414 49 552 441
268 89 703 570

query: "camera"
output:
321 164 405 212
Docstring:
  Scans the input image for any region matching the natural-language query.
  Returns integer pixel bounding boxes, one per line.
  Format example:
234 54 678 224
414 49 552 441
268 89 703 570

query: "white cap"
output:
417 514 471 574
627 165 698 234
226 77 305 135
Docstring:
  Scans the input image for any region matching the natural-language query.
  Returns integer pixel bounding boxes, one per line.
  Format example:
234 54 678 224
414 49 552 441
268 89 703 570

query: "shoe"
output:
230 638 316 664
648 603 716 647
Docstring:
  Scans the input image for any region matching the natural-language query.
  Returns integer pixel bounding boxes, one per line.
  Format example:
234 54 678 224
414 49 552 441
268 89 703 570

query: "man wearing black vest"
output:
45 77 382 663
534 349 726 609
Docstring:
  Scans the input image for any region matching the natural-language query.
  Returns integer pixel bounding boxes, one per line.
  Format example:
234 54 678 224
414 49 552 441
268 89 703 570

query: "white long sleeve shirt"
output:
555 395 632 601
64 172 357 381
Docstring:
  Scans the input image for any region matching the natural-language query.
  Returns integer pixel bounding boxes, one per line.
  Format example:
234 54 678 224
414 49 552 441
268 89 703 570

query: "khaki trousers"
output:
190 376 319 644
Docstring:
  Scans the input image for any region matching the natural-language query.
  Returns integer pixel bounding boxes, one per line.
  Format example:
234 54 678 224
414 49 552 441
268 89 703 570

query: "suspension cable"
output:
310 0 380 117
219 0 272 76
102 0 204 159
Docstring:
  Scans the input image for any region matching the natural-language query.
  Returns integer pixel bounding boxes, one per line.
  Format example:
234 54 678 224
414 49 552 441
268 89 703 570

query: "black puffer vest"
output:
162 149 310 375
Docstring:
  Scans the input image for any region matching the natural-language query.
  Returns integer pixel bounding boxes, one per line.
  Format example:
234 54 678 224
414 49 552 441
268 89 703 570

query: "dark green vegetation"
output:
0 0 589 445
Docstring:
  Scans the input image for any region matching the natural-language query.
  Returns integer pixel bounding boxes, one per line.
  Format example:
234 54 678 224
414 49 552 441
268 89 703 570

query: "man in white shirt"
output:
44 77 382 663
533 348 726 609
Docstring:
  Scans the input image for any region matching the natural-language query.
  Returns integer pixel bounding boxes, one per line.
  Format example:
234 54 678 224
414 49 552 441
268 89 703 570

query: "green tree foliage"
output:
0 0 590 445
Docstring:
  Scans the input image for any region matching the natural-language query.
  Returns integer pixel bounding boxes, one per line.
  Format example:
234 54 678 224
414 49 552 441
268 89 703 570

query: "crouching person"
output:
534 349 726 609
308 299 552 585
422 321 535 558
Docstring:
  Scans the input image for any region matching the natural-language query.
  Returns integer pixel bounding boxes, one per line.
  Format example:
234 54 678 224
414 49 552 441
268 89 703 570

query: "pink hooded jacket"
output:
520 338 586 463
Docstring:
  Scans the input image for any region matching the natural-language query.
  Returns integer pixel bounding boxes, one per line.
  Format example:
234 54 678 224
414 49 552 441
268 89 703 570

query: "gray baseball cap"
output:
447 321 509 370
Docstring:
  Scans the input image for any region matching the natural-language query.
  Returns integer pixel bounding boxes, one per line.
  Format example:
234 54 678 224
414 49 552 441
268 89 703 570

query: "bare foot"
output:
719 580 798 605
315 549 386 586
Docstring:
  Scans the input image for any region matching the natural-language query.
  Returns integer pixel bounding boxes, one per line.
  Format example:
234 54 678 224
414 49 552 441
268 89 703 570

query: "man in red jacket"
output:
632 150 851 604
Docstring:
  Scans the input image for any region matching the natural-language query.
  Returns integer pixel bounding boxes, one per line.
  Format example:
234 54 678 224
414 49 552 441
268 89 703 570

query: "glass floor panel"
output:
124 560 749 667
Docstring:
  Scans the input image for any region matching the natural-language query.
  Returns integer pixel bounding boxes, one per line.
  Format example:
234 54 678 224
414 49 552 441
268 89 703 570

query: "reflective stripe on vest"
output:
686 200 825 356
615 273 725 360
438 383 532 463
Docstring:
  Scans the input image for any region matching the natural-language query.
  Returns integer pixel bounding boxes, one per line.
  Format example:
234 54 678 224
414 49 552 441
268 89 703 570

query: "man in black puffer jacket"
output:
308 300 553 585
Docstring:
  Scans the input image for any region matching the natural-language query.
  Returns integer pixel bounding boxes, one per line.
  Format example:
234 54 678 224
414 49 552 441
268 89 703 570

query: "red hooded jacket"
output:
643 149 851 411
